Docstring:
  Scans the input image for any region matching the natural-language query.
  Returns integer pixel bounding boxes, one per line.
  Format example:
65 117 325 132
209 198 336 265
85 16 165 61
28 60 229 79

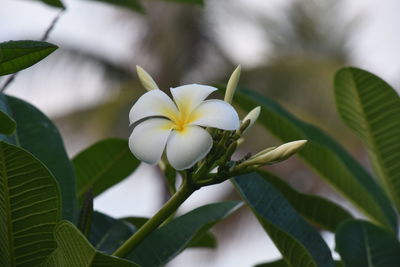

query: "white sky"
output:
1 0 400 266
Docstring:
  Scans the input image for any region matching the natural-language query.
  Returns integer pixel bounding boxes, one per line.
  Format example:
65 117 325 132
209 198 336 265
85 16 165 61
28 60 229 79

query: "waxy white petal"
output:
129 118 173 165
171 84 217 118
129 89 179 125
166 125 212 170
190 100 240 130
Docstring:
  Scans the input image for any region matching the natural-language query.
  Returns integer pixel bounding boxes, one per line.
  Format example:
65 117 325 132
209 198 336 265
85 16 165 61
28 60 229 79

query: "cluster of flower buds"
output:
133 65 307 188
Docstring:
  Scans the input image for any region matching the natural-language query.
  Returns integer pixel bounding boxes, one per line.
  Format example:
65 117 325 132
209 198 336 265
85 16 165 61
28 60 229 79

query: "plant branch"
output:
0 9 65 93
112 182 195 258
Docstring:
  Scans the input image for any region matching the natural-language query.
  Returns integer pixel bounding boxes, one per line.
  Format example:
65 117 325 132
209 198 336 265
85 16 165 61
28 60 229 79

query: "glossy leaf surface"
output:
42 221 138 267
73 138 140 202
0 141 61 267
0 40 58 76
335 67 400 212
336 220 400 267
0 95 77 222
257 170 352 232
233 173 335 267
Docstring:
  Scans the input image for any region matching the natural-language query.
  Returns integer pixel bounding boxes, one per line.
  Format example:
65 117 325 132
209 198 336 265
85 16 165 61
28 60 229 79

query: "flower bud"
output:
224 65 241 104
136 65 159 91
240 106 261 134
240 140 307 167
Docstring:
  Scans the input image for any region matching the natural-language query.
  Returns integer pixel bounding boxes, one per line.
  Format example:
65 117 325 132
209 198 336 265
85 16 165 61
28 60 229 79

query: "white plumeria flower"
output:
129 84 240 170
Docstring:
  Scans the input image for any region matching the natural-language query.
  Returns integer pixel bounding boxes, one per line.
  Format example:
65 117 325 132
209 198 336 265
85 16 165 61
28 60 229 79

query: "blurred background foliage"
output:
1 0 397 265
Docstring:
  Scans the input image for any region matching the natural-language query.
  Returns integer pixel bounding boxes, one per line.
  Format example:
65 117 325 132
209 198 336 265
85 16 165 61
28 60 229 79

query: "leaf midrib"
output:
346 70 399 208
0 47 55 66
0 143 15 267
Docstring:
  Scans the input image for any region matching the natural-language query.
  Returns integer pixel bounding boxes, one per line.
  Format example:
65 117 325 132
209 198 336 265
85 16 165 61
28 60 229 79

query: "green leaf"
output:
77 189 94 238
161 0 204 5
335 67 400 212
227 86 397 231
0 141 61 267
0 40 58 76
336 220 400 267
73 138 140 202
0 111 15 135
255 259 289 267
257 170 352 232
255 259 344 267
127 201 242 266
233 173 335 267
187 231 217 248
38 0 65 8
0 95 77 222
85 0 144 13
90 211 136 254
122 216 217 248
42 221 138 267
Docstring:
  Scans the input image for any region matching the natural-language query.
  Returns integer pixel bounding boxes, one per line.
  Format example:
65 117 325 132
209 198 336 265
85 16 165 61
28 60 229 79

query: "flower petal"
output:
166 126 212 170
129 118 173 165
129 89 179 125
170 84 217 119
190 100 240 130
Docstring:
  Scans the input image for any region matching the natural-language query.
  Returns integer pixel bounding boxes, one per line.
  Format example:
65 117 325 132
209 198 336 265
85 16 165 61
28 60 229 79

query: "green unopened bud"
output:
224 65 241 104
240 106 261 134
136 65 159 91
240 140 307 167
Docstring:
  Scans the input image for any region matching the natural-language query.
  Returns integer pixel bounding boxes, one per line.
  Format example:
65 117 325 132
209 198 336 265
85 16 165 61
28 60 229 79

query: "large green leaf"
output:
90 211 136 254
227 86 397 231
0 111 15 135
233 173 335 267
335 67 400 212
73 138 140 202
336 220 400 267
0 141 61 267
0 95 77 222
0 40 58 76
127 201 242 266
42 221 138 267
257 170 352 232
84 0 144 12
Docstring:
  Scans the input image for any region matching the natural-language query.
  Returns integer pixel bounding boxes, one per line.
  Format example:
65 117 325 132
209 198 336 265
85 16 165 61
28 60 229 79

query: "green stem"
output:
112 183 194 258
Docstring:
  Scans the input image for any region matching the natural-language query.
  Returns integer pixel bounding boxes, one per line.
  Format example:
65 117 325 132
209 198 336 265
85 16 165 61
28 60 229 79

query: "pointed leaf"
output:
336 220 400 267
32 0 65 8
42 221 138 267
0 141 61 267
0 40 58 76
225 86 397 231
0 111 15 135
127 201 242 266
85 0 144 12
90 211 136 254
257 170 352 232
0 94 77 222
73 138 140 202
335 67 400 212
233 173 335 267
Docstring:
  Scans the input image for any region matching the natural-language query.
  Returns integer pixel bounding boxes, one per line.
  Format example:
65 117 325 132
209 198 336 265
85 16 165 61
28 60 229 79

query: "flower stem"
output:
112 182 194 258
